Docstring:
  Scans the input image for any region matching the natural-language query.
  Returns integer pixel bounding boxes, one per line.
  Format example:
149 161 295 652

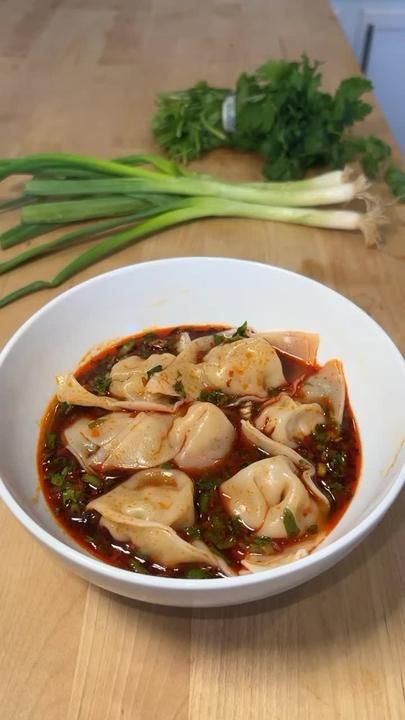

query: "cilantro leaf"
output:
153 54 403 196
385 164 405 199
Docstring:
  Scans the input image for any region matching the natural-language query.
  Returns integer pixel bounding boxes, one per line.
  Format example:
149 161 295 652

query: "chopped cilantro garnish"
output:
58 401 73 416
186 568 210 579
283 508 300 537
45 432 58 450
82 473 102 488
118 339 136 357
183 526 202 539
197 477 221 491
198 388 228 406
251 535 272 547
213 321 249 346
49 473 66 488
146 364 163 380
174 372 186 397
234 321 248 337
328 481 346 495
88 417 106 429
62 485 82 507
128 558 149 574
198 491 211 515
213 333 224 345
90 373 111 396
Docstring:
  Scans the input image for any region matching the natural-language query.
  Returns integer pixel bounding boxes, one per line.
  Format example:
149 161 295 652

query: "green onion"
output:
0 203 183 276
25 172 370 208
183 527 202 539
118 339 137 357
0 151 384 310
45 432 58 450
88 418 106 429
283 508 300 537
128 558 149 574
146 364 163 380
0 195 381 308
185 568 210 579
82 473 102 488
173 372 186 397
0 196 39 214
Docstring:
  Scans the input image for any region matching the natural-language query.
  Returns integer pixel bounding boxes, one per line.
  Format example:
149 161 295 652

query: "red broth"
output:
38 325 361 579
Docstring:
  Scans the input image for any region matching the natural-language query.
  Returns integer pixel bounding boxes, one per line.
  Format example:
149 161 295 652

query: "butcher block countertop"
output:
0 1 404 719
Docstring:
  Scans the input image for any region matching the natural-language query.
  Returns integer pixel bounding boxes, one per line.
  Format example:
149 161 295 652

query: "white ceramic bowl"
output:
1 257 404 607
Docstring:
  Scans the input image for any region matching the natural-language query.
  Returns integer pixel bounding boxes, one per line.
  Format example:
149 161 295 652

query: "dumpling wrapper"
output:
256 331 319 364
64 402 235 472
147 335 286 400
240 533 326 573
171 402 236 469
109 353 175 400
87 468 234 573
57 374 182 413
298 360 346 425
87 468 195 529
241 420 330 510
255 393 324 448
220 456 321 538
64 412 177 471
201 337 285 398
99 514 226 568
146 335 215 399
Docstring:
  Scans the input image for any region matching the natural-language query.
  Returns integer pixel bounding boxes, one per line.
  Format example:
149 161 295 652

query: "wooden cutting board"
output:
0 1 404 719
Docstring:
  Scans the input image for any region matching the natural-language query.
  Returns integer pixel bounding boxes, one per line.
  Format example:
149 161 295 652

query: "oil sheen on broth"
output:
38 324 361 579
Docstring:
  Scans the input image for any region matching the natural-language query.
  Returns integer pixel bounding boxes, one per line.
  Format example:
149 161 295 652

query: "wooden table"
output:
1 1 404 718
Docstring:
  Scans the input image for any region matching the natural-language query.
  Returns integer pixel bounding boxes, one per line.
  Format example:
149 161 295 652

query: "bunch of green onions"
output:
0 152 382 308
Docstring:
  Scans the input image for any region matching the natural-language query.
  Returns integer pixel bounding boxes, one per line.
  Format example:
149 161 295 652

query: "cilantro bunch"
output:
153 56 405 197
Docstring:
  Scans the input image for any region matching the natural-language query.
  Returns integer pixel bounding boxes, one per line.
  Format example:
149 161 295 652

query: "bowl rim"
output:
1 256 404 593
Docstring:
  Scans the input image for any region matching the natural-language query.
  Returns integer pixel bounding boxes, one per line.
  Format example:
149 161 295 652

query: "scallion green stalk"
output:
0 199 187 276
21 194 181 224
24 173 369 208
0 195 380 308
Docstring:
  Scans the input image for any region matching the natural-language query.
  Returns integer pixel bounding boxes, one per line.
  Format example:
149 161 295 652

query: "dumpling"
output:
63 414 131 470
298 360 345 424
241 420 330 510
255 393 324 447
87 468 195 529
96 515 234 570
241 532 326 573
146 335 285 401
257 331 319 364
64 412 177 471
220 456 321 538
56 374 182 413
64 402 235 473
145 336 215 399
202 337 285 397
171 402 236 469
110 353 175 400
97 516 228 568
87 468 233 572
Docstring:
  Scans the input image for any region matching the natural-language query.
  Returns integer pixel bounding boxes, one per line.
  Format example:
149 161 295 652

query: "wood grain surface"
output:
0 1 404 719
